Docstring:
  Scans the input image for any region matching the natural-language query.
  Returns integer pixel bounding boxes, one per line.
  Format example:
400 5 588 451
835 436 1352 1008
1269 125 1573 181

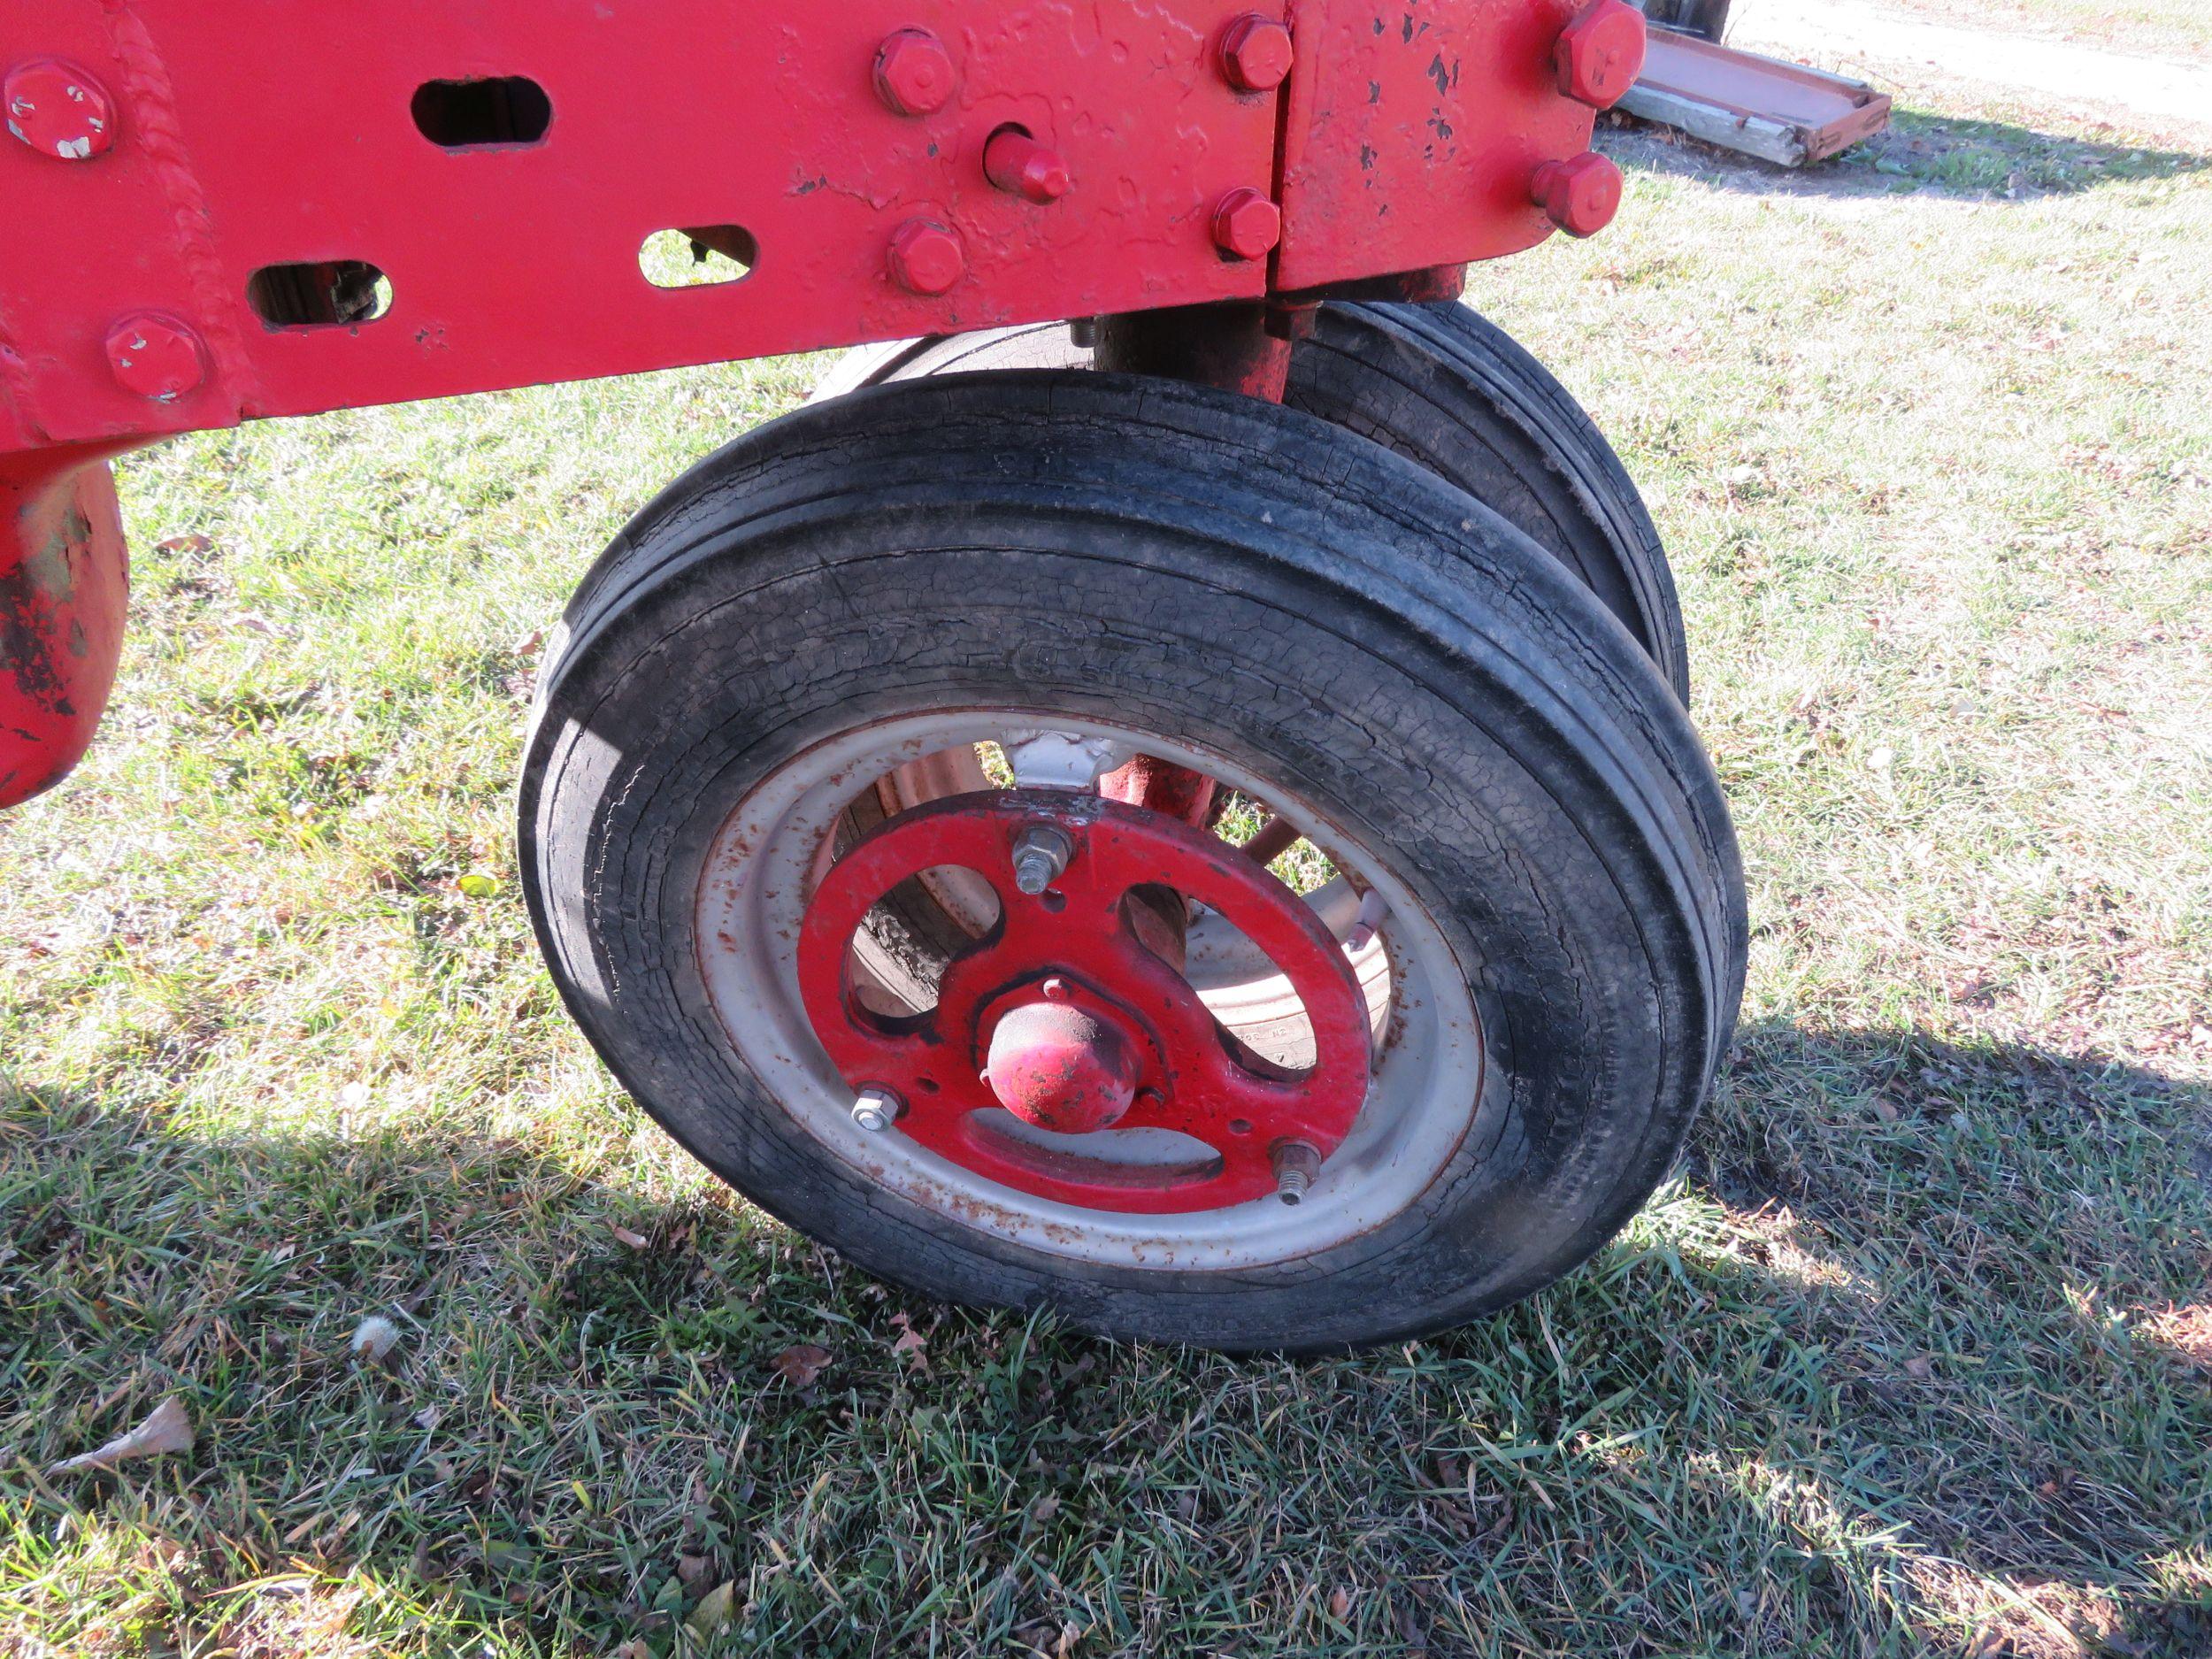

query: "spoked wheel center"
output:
796 789 1371 1214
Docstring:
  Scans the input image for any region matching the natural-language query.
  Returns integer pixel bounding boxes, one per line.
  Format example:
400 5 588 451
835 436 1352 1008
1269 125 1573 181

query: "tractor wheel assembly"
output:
521 371 1742 1350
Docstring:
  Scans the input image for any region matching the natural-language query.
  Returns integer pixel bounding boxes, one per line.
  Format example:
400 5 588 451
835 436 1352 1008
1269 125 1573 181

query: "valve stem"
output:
1271 1140 1320 1204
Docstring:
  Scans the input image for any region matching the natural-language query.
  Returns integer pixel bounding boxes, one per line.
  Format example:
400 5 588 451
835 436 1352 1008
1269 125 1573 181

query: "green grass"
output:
1860 0 2212 63
4 81 2211 1659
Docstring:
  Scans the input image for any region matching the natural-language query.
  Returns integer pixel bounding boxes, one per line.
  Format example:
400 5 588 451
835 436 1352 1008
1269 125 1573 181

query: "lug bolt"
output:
104 312 204 401
887 218 965 294
1271 1141 1320 1205
1011 825 1072 895
1530 152 1623 239
873 28 956 116
1210 187 1281 261
852 1086 902 1133
5 58 116 160
1217 15 1294 92
984 127 1071 204
1553 0 1647 111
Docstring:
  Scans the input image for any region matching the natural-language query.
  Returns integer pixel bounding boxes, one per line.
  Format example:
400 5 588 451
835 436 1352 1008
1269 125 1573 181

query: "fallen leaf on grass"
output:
676 1553 711 1587
890 1310 929 1369
155 534 214 553
47 1397 194 1475
768 1344 832 1386
1904 1355 1934 1379
608 1222 650 1251
685 1580 736 1639
1328 1586 1353 1620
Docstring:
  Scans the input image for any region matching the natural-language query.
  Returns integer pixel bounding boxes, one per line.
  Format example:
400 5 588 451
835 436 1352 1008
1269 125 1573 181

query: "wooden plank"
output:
1623 26 1893 166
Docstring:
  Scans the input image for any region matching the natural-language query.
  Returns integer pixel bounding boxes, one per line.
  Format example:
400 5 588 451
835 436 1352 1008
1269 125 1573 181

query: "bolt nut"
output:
1217 15 1294 93
887 218 965 295
984 127 1071 204
873 28 956 116
5 58 116 159
104 312 204 402
1010 825 1072 895
1271 1140 1321 1204
1210 187 1281 261
1530 152 1623 239
1554 0 1647 111
852 1087 902 1133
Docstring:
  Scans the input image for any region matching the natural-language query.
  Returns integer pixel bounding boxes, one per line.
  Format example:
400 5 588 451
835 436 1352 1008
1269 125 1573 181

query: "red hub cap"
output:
796 790 1371 1212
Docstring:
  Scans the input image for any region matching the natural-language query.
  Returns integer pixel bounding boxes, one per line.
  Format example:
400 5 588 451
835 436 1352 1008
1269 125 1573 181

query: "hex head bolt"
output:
1217 15 1294 92
1530 152 1623 239
1554 0 1647 110
984 127 1071 204
1210 187 1282 261
4 58 116 159
1271 1141 1320 1205
1010 825 1072 895
851 1087 902 1133
104 313 205 401
887 219 965 295
873 28 956 116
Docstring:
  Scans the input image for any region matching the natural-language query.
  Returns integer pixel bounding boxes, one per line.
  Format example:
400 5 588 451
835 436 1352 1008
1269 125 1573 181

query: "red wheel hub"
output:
986 994 1141 1133
796 790 1371 1213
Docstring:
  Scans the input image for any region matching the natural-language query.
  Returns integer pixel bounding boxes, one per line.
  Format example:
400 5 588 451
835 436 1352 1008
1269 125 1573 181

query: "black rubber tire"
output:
522 371 1745 1352
821 302 1690 700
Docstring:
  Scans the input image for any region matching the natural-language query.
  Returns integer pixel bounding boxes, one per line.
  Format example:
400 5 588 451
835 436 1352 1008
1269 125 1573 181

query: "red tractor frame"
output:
4 0 1742 1352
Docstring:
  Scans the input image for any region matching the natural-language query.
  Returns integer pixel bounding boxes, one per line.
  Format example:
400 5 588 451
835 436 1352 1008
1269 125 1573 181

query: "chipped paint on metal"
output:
0 444 132 807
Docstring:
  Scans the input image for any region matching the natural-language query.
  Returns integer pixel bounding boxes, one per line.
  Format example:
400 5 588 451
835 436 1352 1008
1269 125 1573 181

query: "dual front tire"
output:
521 354 1743 1351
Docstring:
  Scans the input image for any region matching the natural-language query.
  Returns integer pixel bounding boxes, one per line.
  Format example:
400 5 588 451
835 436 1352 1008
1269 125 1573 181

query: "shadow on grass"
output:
2 1018 2206 1655
1604 104 2212 203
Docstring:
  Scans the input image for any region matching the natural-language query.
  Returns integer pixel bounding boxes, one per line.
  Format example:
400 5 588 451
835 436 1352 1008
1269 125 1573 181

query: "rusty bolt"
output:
1553 0 1646 111
984 127 1071 204
104 312 204 401
1210 187 1281 261
1271 1141 1320 1205
873 28 956 116
1530 152 1622 239
5 58 117 159
1011 824 1072 895
887 218 965 295
1217 15 1294 93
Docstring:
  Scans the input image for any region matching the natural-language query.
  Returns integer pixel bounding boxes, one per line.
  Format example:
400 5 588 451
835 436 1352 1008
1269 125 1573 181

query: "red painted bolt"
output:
4 58 117 159
873 28 956 117
1553 0 1647 111
887 218 965 295
1530 152 1623 238
1217 15 1294 93
1210 187 1281 261
984 127 1071 204
104 312 204 401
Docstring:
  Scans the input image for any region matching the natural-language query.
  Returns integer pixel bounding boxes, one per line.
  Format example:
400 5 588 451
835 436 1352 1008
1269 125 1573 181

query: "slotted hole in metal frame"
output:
640 227 757 288
245 262 392 329
411 76 551 148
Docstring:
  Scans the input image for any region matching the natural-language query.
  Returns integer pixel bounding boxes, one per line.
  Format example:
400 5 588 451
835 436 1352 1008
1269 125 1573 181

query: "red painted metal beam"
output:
0 0 1634 799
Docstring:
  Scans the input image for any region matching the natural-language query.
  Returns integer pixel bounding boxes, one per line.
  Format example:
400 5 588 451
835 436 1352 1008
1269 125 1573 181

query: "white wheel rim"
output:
693 710 1485 1270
